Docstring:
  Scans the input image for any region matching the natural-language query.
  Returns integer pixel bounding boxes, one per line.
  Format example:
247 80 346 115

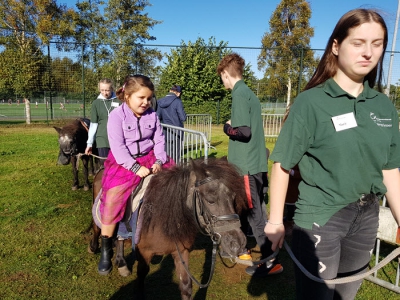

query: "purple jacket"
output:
107 103 167 170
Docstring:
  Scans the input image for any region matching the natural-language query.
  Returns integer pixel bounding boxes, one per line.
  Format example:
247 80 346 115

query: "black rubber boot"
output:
98 235 113 275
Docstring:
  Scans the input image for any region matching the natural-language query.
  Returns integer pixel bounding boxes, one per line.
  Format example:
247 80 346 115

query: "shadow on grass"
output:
109 254 182 300
109 234 215 300
246 236 296 300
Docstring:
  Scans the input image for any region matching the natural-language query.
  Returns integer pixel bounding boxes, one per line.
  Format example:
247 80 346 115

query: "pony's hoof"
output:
72 185 78 191
118 266 131 277
83 185 90 191
87 244 96 254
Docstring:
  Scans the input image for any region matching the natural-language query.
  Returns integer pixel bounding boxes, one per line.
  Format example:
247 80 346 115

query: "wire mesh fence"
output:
1 29 400 122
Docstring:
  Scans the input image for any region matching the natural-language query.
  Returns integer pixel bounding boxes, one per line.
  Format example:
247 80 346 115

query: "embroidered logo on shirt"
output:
370 113 392 128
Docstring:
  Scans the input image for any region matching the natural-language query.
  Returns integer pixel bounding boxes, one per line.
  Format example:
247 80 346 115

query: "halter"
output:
175 175 241 289
192 177 241 242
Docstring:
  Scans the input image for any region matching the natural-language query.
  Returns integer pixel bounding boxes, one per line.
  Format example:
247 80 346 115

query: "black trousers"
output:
246 172 274 259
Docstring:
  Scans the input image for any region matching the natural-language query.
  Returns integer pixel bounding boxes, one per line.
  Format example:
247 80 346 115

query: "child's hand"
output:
136 166 151 178
85 146 92 155
151 164 162 174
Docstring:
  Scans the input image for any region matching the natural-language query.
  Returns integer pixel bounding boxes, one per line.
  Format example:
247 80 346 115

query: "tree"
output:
71 0 163 89
0 0 77 97
50 57 82 94
73 0 106 71
389 82 400 109
258 0 317 107
158 37 256 124
103 0 162 83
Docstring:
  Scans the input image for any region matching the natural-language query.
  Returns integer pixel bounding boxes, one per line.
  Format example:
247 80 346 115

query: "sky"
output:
59 0 400 81
58 0 400 49
143 0 399 50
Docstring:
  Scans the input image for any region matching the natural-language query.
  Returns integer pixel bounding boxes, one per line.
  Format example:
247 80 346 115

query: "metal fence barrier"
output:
184 114 213 146
366 197 400 293
262 113 284 137
162 123 208 165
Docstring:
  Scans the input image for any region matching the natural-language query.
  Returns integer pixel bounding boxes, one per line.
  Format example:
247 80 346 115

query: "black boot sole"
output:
98 265 112 275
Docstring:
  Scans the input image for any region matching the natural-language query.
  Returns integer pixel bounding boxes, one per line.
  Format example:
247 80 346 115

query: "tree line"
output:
0 0 325 123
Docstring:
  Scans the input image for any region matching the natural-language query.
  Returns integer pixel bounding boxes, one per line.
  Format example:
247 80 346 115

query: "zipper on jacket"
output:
136 117 142 154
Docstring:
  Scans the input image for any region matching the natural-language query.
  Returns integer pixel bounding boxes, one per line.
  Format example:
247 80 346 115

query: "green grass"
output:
0 122 399 299
0 102 85 121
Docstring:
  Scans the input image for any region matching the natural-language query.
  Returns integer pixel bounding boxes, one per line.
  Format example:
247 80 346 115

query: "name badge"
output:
331 112 357 132
111 102 119 108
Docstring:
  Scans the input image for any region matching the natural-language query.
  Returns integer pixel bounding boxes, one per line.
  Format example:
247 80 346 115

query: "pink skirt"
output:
100 150 174 225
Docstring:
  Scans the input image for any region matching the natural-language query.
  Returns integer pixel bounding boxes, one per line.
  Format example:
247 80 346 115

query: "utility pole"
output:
385 0 400 100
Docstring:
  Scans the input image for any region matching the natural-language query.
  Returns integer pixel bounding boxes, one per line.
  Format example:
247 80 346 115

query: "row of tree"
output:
0 0 326 122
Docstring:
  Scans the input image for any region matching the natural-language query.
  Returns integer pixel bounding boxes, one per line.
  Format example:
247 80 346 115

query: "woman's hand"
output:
264 222 285 251
266 162 290 251
85 146 92 155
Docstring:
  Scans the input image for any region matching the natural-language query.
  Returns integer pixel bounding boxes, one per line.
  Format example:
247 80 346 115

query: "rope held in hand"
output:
234 239 400 285
283 240 400 284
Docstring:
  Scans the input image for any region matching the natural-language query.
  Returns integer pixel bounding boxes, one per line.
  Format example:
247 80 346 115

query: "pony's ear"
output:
53 126 62 134
189 158 197 169
190 158 207 178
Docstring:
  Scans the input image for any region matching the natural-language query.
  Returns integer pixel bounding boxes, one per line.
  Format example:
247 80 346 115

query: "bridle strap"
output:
195 176 215 187
79 118 90 132
192 189 210 236
211 222 241 233
178 175 241 288
175 239 218 289
192 178 241 237
216 214 239 221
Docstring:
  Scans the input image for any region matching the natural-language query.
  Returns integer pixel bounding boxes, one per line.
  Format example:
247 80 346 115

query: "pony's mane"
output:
197 158 248 214
140 164 196 244
140 158 247 244
60 119 82 135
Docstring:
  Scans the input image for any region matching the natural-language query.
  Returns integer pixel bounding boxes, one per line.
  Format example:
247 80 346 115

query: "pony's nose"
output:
221 231 247 257
230 240 240 254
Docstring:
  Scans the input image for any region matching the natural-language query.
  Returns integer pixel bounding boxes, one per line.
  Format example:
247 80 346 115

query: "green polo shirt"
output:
228 80 268 176
90 97 121 148
271 78 400 229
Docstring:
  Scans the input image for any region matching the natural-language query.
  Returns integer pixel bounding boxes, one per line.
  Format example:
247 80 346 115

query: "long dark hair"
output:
305 9 388 92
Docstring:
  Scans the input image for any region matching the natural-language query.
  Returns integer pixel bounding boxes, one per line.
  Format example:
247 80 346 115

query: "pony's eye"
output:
202 192 217 205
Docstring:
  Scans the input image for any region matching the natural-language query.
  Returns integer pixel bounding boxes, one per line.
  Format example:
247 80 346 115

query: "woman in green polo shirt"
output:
265 8 400 300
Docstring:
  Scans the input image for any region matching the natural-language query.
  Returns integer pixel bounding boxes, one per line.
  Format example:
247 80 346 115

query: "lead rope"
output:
175 240 219 289
89 153 107 160
72 153 107 171
283 240 400 284
234 239 400 284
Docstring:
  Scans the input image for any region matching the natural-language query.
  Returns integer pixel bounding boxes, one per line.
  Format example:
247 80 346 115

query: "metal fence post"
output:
81 42 86 118
47 44 53 120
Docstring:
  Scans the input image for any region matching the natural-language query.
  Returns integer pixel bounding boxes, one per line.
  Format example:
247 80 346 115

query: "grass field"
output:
0 121 399 300
0 102 86 121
